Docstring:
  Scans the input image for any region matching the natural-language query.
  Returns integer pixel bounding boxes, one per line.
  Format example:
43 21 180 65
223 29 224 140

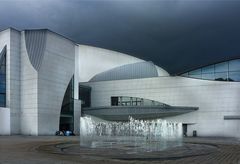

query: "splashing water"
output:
80 116 183 152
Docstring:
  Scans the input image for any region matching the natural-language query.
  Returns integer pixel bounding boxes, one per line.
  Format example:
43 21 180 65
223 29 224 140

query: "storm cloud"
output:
1 0 240 74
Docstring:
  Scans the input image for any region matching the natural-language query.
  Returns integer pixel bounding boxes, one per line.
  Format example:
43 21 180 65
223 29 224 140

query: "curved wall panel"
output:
37 31 76 135
25 30 47 71
77 45 144 82
90 61 158 82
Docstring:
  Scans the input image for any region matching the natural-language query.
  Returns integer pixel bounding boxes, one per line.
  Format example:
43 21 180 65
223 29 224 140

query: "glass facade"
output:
111 96 169 107
79 85 91 108
0 46 6 107
59 76 74 131
181 59 240 82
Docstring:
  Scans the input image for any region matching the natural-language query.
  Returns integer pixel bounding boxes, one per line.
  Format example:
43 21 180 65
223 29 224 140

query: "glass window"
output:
111 97 118 106
201 73 215 80
60 77 74 131
215 62 228 73
229 59 240 72
189 74 202 79
0 94 5 106
0 66 5 74
202 65 214 74
189 69 201 75
229 72 240 81
111 96 167 107
122 97 130 102
0 84 6 93
79 85 91 108
0 74 6 83
0 46 6 107
181 59 240 82
215 72 228 81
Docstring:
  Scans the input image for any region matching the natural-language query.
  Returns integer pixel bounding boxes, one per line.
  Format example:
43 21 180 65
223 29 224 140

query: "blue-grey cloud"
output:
1 0 240 74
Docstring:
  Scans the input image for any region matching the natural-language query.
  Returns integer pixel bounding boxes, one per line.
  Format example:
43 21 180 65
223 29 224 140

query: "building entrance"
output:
59 77 74 131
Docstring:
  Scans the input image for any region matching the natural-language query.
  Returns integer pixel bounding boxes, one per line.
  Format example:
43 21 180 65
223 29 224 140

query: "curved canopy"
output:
90 61 168 82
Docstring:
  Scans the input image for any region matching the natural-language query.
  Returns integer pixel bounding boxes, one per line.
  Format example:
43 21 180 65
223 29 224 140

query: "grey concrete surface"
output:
0 136 240 164
83 76 240 138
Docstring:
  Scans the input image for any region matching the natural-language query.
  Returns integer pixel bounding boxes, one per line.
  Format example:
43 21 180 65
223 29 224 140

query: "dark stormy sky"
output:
1 0 240 74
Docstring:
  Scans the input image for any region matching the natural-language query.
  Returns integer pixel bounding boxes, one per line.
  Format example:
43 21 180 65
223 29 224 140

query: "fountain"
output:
80 116 183 152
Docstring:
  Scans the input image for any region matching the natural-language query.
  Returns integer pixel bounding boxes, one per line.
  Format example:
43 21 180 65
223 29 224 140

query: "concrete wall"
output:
1 28 172 135
37 31 75 135
77 45 144 82
0 29 78 135
83 76 240 138
74 99 81 134
21 30 75 135
0 30 10 136
20 31 38 135
9 29 21 134
74 46 81 135
0 108 10 135
0 29 21 135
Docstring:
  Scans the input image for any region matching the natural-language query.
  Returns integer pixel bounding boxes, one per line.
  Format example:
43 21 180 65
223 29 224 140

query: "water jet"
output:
80 116 183 152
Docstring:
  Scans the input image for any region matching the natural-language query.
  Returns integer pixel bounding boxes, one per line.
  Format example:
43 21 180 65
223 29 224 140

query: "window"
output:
229 72 240 81
229 59 240 72
181 59 240 82
214 62 228 73
0 46 6 107
189 69 201 75
189 74 202 79
201 73 215 80
110 96 168 107
60 77 74 131
202 65 214 74
79 85 91 108
215 72 228 81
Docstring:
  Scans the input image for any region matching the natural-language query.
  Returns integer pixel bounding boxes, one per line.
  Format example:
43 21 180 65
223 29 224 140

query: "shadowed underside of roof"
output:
82 106 198 121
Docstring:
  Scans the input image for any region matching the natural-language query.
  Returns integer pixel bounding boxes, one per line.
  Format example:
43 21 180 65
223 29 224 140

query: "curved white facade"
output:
77 45 143 82
21 30 76 135
0 27 239 137
82 76 240 137
76 45 169 82
0 28 79 135
1 28 167 135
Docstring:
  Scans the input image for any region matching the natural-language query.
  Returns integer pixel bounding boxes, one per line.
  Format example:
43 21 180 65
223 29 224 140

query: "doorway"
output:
59 77 74 131
182 124 188 137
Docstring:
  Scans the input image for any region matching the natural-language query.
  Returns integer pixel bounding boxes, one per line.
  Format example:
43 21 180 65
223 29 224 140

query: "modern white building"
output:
0 28 240 137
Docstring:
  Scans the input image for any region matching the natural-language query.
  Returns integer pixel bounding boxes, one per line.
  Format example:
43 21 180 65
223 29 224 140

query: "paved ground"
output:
0 136 240 164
